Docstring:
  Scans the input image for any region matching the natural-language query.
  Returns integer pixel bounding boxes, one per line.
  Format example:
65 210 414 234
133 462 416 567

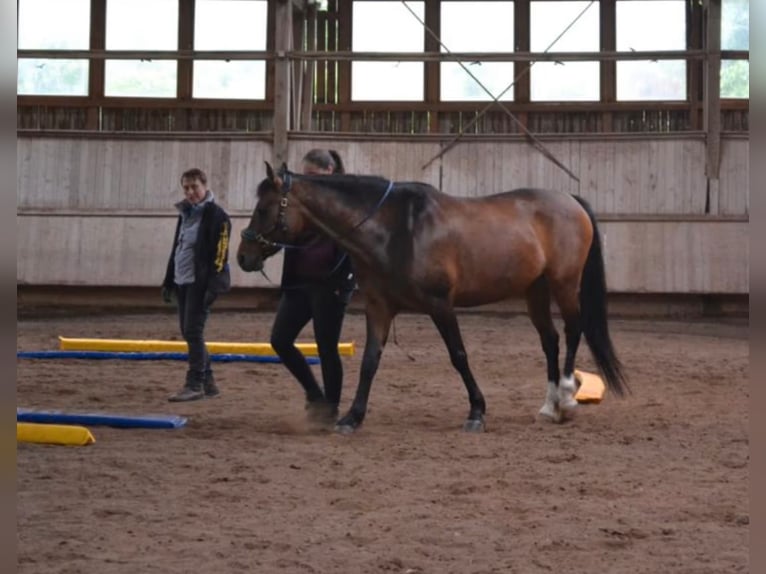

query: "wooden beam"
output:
273 0 292 164
18 48 718 62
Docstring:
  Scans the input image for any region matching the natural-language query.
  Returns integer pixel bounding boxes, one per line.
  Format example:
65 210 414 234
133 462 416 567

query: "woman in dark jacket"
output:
270 149 355 424
162 167 231 402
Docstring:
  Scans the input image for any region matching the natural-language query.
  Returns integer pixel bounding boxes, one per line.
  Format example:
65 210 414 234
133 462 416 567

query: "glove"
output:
161 285 173 304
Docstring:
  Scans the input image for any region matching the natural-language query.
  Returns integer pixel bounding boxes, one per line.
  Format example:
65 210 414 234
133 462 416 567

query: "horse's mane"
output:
299 172 390 194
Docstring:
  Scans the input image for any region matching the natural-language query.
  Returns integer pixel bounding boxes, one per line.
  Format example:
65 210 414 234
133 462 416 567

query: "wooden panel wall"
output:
17 215 282 288
17 138 273 213
17 135 749 293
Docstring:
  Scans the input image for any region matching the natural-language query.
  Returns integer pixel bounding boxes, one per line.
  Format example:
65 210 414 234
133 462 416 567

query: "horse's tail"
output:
572 196 629 396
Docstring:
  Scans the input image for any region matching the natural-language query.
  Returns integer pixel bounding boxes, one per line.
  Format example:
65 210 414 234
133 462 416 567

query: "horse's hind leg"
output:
550 279 584 420
430 307 486 432
525 276 563 422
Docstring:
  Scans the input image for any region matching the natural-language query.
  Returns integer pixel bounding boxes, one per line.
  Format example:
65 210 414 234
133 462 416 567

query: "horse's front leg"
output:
430 307 487 432
335 301 393 434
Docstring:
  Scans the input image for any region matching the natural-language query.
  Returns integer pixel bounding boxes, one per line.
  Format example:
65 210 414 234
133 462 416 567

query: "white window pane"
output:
193 61 266 99
531 1 598 52
441 62 515 101
721 60 749 98
617 60 686 100
351 62 423 101
441 2 513 51
353 2 424 52
107 0 178 50
17 59 89 95
722 0 749 50
531 62 599 101
195 0 267 50
18 0 90 49
617 1 685 51
105 60 177 97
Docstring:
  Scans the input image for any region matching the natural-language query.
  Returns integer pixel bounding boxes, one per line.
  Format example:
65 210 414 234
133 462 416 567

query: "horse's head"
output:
236 161 312 272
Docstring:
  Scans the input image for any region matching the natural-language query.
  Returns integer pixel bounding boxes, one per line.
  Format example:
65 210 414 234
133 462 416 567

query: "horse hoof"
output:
334 423 356 435
538 407 563 424
558 404 578 422
463 418 485 433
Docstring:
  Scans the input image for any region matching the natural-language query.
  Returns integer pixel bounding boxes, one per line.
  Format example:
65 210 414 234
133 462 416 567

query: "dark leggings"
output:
176 283 215 375
270 286 347 405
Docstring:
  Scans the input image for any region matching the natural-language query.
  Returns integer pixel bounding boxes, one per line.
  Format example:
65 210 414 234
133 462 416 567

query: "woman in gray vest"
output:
162 167 232 401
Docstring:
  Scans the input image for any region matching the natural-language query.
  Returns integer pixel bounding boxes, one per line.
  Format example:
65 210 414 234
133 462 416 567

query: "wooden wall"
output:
17 134 749 294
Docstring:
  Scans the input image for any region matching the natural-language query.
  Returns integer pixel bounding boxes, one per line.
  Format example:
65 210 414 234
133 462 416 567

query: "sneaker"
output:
203 371 220 398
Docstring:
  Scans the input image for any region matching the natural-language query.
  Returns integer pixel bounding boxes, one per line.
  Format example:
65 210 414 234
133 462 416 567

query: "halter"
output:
240 171 395 251
239 171 293 250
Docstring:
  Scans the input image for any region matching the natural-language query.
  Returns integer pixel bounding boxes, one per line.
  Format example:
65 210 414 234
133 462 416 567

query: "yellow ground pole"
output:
59 337 355 357
17 422 96 446
574 369 606 403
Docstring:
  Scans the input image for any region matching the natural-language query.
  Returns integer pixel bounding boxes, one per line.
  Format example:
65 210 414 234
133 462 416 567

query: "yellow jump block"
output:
574 369 606 404
59 337 355 357
17 422 95 446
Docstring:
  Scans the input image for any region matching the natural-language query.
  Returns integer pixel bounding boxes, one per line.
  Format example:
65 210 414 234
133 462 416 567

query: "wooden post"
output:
514 0 530 131
300 3 318 131
424 0 440 134
337 0 352 132
600 0 616 133
273 0 292 165
688 0 704 129
176 0 194 131
292 7 304 129
703 0 721 213
86 0 106 130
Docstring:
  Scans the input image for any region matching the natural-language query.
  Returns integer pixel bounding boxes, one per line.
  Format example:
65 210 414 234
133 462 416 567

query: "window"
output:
105 0 178 97
194 0 267 99
721 0 749 98
17 0 90 95
352 1 424 101
616 0 686 101
440 2 514 101
530 1 599 101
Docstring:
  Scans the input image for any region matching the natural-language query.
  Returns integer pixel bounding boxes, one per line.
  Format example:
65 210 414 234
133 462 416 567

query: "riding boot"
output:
203 369 220 398
168 370 205 402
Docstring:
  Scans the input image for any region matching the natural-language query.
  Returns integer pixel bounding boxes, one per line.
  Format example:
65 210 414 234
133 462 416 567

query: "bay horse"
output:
237 163 627 434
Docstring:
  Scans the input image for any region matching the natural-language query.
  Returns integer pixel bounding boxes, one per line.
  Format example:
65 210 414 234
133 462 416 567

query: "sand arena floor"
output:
17 308 748 574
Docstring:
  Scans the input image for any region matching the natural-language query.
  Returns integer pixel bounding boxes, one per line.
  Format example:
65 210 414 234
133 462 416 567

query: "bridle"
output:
239 170 395 251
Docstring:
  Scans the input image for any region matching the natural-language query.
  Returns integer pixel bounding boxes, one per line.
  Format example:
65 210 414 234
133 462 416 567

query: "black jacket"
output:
163 201 232 294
